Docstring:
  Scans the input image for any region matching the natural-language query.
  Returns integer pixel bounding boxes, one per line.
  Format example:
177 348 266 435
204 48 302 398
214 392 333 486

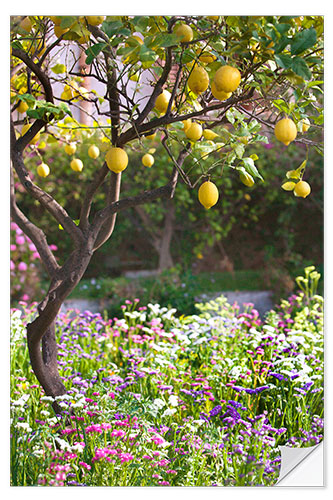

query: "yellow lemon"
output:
196 48 216 64
300 117 310 133
20 17 32 33
182 119 192 132
274 118 297 146
214 65 241 93
64 143 77 155
211 81 232 101
37 163 50 177
174 24 193 43
239 172 254 187
105 147 128 173
188 66 209 95
146 132 156 140
142 153 154 168
294 180 311 198
88 145 100 159
203 129 219 140
185 122 203 141
17 100 29 114
70 158 84 172
155 89 172 114
198 181 219 209
21 124 40 145
86 16 106 26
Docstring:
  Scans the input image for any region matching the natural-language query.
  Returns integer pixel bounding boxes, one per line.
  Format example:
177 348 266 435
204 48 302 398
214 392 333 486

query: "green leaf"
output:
85 43 107 65
234 143 245 159
226 109 235 124
242 157 264 181
291 57 312 80
274 53 293 69
138 44 158 63
51 63 67 74
290 28 317 55
273 35 290 54
60 16 76 29
102 20 123 38
150 33 179 48
272 98 291 114
275 23 291 35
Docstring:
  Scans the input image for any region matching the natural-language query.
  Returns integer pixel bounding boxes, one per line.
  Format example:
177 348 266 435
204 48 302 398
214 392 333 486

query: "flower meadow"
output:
10 270 323 487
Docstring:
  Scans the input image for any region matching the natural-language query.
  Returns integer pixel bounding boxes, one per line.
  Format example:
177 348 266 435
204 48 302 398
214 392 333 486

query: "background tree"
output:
10 15 323 406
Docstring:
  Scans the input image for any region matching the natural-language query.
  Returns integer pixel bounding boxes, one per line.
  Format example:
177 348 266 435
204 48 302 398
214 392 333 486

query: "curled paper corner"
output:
275 441 324 486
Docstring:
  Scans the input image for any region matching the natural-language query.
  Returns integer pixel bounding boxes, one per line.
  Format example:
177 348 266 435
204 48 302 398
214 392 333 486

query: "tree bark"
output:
157 200 175 271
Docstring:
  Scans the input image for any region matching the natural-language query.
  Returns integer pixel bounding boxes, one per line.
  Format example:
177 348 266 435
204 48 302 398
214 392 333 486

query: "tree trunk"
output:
157 200 175 271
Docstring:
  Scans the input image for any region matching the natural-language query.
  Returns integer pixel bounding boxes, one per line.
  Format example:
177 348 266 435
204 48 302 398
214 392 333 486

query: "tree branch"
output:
10 167 59 277
11 122 85 248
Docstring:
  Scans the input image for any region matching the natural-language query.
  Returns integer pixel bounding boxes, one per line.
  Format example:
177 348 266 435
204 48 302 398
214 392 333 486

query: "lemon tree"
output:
10 15 323 402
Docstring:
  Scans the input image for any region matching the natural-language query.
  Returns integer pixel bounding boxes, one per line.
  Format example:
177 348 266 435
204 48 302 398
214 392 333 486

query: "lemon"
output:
86 16 106 26
214 65 241 93
20 16 33 33
105 147 128 173
198 181 219 209
21 124 40 145
211 81 232 101
188 66 209 95
274 118 297 146
196 49 216 64
174 24 193 43
300 117 310 133
182 119 192 132
294 180 311 198
142 153 154 168
64 143 77 155
203 129 218 140
146 132 156 140
88 145 100 159
239 172 254 187
155 89 172 114
281 181 296 191
185 122 203 141
70 158 84 172
37 163 50 177
17 100 29 114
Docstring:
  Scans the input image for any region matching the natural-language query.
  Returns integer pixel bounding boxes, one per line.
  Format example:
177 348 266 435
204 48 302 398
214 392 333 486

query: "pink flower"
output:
10 260 15 271
21 294 30 301
18 262 28 271
119 452 134 463
29 243 37 252
32 252 40 260
16 236 25 245
49 244 58 251
10 244 17 251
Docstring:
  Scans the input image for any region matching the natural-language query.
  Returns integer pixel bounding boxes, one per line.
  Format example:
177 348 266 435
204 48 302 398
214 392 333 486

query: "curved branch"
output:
10 167 59 277
11 122 85 248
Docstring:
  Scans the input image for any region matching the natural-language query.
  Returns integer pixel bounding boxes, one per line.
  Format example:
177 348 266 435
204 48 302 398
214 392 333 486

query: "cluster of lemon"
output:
274 117 311 198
